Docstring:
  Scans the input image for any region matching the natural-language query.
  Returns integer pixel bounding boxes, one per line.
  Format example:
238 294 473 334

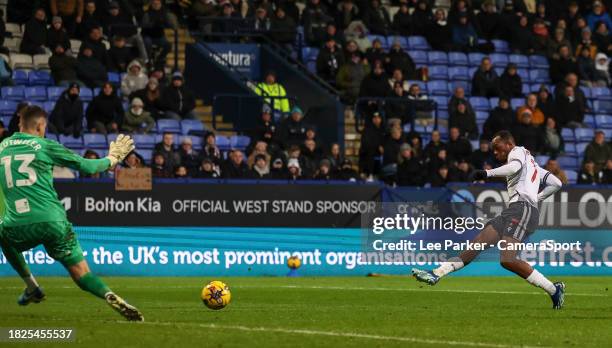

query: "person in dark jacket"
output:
141 0 175 67
393 3 412 36
577 160 604 185
86 82 123 134
316 37 344 82
359 112 385 177
411 0 432 36
49 44 80 86
471 57 500 97
510 16 534 54
537 85 556 119
550 44 579 84
270 6 297 47
194 157 219 179
363 0 392 35
160 72 196 120
365 39 386 66
78 0 102 40
77 43 108 88
178 137 201 176
279 106 307 148
108 35 137 73
335 0 360 32
499 63 523 98
222 149 250 178
482 97 514 140
382 126 405 166
385 82 414 127
512 109 541 153
49 83 84 137
446 127 472 163
476 0 501 40
449 101 479 140
103 1 146 61
129 77 163 120
423 130 446 163
452 13 478 52
152 153 174 178
336 158 359 181
385 41 417 79
84 26 111 68
426 8 452 51
396 143 424 186
470 139 495 170
430 165 450 187
302 0 333 46
46 16 71 51
20 8 47 55
555 84 585 128
359 61 390 98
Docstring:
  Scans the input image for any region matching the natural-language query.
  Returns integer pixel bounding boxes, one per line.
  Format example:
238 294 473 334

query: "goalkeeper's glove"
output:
472 170 488 181
106 134 135 167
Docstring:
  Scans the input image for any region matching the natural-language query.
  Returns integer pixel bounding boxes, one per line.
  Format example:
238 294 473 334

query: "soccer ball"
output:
287 255 301 269
201 281 231 310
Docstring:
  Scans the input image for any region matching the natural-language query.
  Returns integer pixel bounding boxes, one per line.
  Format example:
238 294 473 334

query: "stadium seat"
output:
47 86 64 100
448 66 469 81
428 65 448 80
522 83 530 95
70 39 82 52
529 69 550 84
427 51 448 65
24 86 47 101
574 128 594 142
83 133 107 148
489 97 499 109
535 155 549 167
491 39 510 53
11 69 28 85
410 50 428 65
138 149 153 164
566 170 577 184
591 87 612 100
593 100 612 114
181 119 206 135
561 128 574 141
0 100 17 116
427 80 448 96
216 136 231 151
468 52 485 66
32 54 50 70
510 98 523 110
576 142 589 155
157 119 181 133
59 135 83 149
557 156 578 171
5 23 22 37
602 129 612 140
469 97 490 111
79 88 93 101
132 134 156 149
408 36 429 50
584 114 596 127
1 86 25 100
230 135 250 150
595 115 612 128
431 96 448 110
475 111 488 121
9 53 33 69
43 101 55 113
448 52 468 66
509 54 529 68
564 142 577 155
107 72 121 84
388 36 408 49
529 55 549 69
45 133 58 141
489 53 508 68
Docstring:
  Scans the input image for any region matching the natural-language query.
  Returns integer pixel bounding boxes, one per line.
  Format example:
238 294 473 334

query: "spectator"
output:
129 77 163 120
49 83 84 137
86 82 123 134
393 3 412 36
550 44 579 84
84 26 110 68
593 21 611 56
449 101 479 140
268 157 288 180
302 0 333 46
517 93 545 126
385 82 413 128
577 159 604 184
446 126 472 162
531 19 550 55
336 159 359 181
301 139 321 177
586 1 612 31
77 43 108 88
316 37 344 82
253 7 271 33
270 6 297 49
388 69 409 91
510 16 534 54
386 40 417 80
471 139 495 170
452 13 478 52
427 8 452 51
202 132 222 165
335 0 360 32
121 60 148 97
477 0 501 40
424 130 446 164
174 166 188 178
141 0 176 68
396 144 424 186
337 54 370 104
6 0 35 24
411 0 432 36
544 158 568 185
313 159 333 180
602 159 612 184
547 27 573 59
536 85 555 119
575 27 598 58
555 85 585 128
194 157 219 179
247 140 272 168
594 53 611 86
500 63 523 98
584 130 612 171
472 57 501 97
249 154 270 179
152 153 173 178
359 112 385 178
428 147 450 177
430 165 450 187
279 106 307 148
81 150 107 178
287 158 302 180
160 72 196 120
20 8 47 55
448 0 475 27
449 159 473 182
103 1 147 61
78 0 101 40
46 16 71 51
178 137 200 176
541 117 563 156
483 97 514 140
252 104 278 145
359 60 390 98
121 97 155 133
254 71 290 113
363 0 392 36
108 36 137 73
448 86 475 117
512 109 540 153
326 143 343 174
382 126 405 168
154 132 180 171
50 0 84 36
49 44 80 86
365 39 386 66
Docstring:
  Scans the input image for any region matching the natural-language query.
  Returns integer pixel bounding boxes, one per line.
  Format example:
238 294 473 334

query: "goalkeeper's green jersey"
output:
0 132 110 227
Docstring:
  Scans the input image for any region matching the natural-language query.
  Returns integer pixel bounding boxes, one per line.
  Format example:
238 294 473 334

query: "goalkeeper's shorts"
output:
0 221 84 267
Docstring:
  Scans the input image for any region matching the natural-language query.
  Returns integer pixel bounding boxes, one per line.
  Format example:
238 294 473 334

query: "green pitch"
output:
0 276 610 347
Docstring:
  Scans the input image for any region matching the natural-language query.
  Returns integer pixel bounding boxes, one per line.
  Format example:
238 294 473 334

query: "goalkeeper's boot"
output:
17 287 46 306
550 282 565 310
105 293 144 321
411 268 440 286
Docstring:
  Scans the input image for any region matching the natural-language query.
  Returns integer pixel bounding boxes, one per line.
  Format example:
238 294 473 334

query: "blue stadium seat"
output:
593 100 612 114
561 128 575 141
448 66 469 81
306 61 316 73
595 115 612 128
408 36 429 50
407 80 427 91
557 156 578 171
132 134 156 149
566 170 577 184
489 53 509 68
469 97 490 111
491 39 510 53
437 109 449 120
59 135 83 149
584 114 596 127
107 72 121 85
516 68 529 82
12 70 28 85
181 119 206 135
138 149 153 164
489 97 499 109
429 65 448 80
216 136 231 151
83 133 107 148
468 52 485 66
576 142 589 155
509 54 530 68
591 87 612 100
529 55 549 69
28 70 53 86
529 69 550 84
1 116 11 126
431 96 448 110
79 88 93 101
301 47 312 62
427 80 448 96
427 51 448 65
47 86 64 100
564 142 577 155
43 101 55 114
522 83 530 95
230 135 250 150
475 111 488 121
24 86 47 101
511 98 523 109
1 86 25 100
602 129 612 140
579 87 591 99
45 133 58 141
388 36 408 49
574 128 594 142
157 118 181 133
0 100 17 116
535 155 549 167
468 66 478 79
448 52 468 66
410 50 428 65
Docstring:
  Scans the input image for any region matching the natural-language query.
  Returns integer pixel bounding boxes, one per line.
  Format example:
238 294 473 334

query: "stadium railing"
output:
353 97 438 134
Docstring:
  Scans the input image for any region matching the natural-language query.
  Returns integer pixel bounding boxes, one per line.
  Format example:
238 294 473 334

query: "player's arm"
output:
484 160 522 177
537 167 562 201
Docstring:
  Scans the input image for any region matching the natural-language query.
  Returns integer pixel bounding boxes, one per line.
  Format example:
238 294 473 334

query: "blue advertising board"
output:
206 43 260 80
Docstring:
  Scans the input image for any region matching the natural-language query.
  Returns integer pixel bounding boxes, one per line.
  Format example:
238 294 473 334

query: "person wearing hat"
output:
286 158 302 180
500 63 523 98
194 157 219 178
594 52 610 86
47 16 71 52
387 40 416 80
76 42 108 88
249 153 270 179
178 136 200 176
452 11 478 52
253 71 290 113
129 77 163 119
313 158 333 180
49 83 84 137
49 44 81 86
121 60 148 97
316 36 344 82
575 27 598 59
267 157 288 179
20 8 48 55
587 1 612 32
86 82 123 134
160 71 197 120
279 106 307 147
512 108 540 153
121 97 156 133
336 158 359 181
50 0 85 36
395 142 423 186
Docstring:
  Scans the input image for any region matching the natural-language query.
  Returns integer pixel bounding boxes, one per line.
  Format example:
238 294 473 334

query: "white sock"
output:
526 269 556 295
22 275 39 292
433 257 465 277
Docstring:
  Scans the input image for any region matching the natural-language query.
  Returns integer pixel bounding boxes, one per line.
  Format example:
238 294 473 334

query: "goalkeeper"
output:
0 106 143 321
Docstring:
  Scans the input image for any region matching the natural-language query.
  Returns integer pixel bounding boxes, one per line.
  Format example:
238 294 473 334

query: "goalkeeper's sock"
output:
23 275 40 292
0 242 32 279
525 269 556 296
432 257 465 278
75 273 112 299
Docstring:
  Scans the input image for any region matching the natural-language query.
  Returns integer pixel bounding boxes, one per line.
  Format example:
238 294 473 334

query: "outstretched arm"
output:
538 167 562 201
485 160 522 177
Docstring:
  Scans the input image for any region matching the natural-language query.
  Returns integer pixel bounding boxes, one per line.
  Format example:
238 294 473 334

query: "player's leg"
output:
412 225 500 285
